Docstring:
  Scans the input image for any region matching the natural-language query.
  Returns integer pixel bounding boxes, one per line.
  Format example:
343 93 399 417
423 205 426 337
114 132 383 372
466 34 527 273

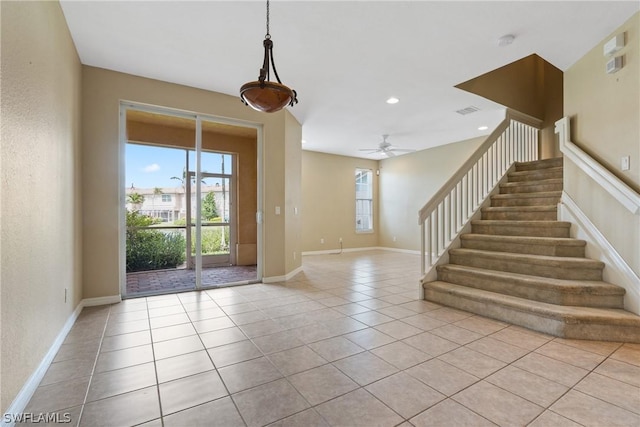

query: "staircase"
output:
423 157 640 343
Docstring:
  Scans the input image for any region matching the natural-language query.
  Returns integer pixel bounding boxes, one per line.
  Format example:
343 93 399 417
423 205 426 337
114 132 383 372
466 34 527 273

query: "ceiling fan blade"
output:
389 148 416 152
359 148 381 152
384 151 397 157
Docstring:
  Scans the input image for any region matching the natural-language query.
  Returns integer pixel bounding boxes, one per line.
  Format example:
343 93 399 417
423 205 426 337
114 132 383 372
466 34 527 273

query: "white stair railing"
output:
419 109 542 277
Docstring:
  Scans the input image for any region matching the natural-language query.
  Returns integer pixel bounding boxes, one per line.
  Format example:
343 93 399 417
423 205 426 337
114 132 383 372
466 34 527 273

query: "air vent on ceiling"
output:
455 106 480 115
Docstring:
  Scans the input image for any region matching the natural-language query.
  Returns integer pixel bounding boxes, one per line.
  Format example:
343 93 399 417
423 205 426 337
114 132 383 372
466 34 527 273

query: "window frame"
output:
355 168 374 233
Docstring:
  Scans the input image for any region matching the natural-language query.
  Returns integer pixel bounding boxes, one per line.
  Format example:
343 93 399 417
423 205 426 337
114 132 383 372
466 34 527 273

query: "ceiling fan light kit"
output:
359 134 416 158
240 0 298 113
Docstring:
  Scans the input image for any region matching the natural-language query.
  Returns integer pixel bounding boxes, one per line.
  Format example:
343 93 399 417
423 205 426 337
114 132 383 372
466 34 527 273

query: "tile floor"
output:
21 251 640 426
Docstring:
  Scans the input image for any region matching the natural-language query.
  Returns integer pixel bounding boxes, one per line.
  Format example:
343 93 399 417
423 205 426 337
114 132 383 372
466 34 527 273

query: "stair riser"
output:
500 182 563 194
482 211 557 221
437 268 622 308
449 253 603 280
515 159 563 172
472 224 570 238
491 196 561 207
508 169 563 182
423 285 638 342
460 239 585 257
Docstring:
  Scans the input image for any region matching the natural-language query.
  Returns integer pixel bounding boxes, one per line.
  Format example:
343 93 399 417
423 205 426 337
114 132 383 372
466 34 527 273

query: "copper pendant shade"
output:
240 1 298 113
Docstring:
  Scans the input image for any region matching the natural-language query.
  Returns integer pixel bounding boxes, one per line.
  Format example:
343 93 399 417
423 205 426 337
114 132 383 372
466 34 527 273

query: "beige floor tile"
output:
108 309 149 323
528 410 583 427
366 372 445 418
292 323 337 344
333 303 371 315
159 370 228 416
191 316 235 333
610 343 640 367
149 312 190 329
187 307 228 322
410 399 497 427
351 310 395 326
357 298 393 310
104 318 150 337
207 339 263 368
535 341 606 370
181 299 219 312
374 320 423 340
344 328 396 350
109 300 147 314
146 296 181 309
227 310 269 325
100 330 151 353
490 327 550 351
148 305 185 318
155 350 215 383
424 307 473 323
379 294 414 305
53 338 101 363
486 365 568 407
252 330 305 354
403 331 459 357
93 344 152 373
465 336 529 363
323 316 368 335
575 372 640 414
371 341 432 370
151 322 197 342
315 388 403 427
397 300 443 314
453 316 509 336
86 361 157 402
221 302 259 315
402 314 448 331
438 347 506 378
552 337 622 356
430 324 484 345
152 335 204 360
268 345 327 376
267 408 330 427
80 386 160 427
288 364 358 405
594 358 640 387
513 353 589 388
333 351 398 386
308 336 365 362
550 390 640 427
376 305 417 319
406 359 479 396
232 378 310 427
218 356 283 393
239 319 286 338
199 326 247 349
453 381 544 426
24 377 90 414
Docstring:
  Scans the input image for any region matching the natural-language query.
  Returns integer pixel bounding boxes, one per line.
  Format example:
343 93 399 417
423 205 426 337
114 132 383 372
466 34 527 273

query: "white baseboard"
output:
560 192 640 315
302 246 420 256
2 294 121 427
262 265 304 283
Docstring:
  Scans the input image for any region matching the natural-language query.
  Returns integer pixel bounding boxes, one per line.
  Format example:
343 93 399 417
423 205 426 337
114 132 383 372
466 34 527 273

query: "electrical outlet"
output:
64 288 68 303
621 156 631 171
320 238 324 244
393 236 397 242
293 252 296 260
339 237 343 243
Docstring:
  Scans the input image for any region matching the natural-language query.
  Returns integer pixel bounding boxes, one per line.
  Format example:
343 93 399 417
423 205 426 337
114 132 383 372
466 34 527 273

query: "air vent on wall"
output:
455 106 480 115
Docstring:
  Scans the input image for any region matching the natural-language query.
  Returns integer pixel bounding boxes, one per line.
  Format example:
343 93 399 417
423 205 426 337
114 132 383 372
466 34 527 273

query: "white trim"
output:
556 117 640 215
302 246 382 256
1 303 83 427
376 246 421 255
82 295 122 307
262 265 304 283
560 192 640 315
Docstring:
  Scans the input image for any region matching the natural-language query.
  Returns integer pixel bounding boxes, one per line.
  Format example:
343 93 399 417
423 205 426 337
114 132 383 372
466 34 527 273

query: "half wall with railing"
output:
418 109 542 280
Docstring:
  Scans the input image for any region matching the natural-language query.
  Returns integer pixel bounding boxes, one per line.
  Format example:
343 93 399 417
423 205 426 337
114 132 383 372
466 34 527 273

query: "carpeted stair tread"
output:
481 206 558 213
424 281 640 341
515 157 563 171
436 264 624 307
450 248 604 269
460 233 586 257
507 167 563 182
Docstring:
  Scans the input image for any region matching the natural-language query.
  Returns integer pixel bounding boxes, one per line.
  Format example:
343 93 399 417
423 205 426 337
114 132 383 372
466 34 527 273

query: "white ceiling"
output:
59 1 638 159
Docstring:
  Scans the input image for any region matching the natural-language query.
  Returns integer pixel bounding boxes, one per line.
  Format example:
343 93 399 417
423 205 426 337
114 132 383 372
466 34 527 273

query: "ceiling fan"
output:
359 134 416 157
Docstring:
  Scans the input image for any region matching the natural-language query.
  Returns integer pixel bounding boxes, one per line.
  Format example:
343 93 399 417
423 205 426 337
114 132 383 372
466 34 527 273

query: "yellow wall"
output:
564 12 640 275
285 112 303 271
378 137 485 251
301 152 379 252
1 1 82 413
81 66 301 296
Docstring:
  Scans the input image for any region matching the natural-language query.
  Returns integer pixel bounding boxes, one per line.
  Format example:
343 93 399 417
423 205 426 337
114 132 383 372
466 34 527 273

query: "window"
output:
161 194 172 202
355 168 373 232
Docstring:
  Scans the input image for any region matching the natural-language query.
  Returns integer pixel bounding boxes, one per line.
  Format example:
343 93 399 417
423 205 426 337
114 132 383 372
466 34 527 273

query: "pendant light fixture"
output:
240 0 298 113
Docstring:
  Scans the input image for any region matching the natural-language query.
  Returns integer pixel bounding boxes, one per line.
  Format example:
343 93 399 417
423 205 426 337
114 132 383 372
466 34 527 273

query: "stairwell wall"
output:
563 12 640 277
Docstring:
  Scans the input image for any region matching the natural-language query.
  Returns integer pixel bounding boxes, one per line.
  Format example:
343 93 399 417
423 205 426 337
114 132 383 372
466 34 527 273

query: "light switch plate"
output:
621 156 630 171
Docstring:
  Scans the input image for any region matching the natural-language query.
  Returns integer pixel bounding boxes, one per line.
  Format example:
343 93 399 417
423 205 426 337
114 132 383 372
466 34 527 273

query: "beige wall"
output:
378 137 485 251
1 1 82 413
564 12 640 276
285 112 303 271
82 66 301 296
301 152 379 252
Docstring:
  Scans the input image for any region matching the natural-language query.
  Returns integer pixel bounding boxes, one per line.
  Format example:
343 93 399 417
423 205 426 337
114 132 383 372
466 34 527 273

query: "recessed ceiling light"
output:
386 97 399 104
478 126 489 131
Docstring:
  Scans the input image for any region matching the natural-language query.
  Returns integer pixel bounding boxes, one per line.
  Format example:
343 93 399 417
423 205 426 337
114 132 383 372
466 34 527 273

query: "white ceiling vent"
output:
455 106 480 115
